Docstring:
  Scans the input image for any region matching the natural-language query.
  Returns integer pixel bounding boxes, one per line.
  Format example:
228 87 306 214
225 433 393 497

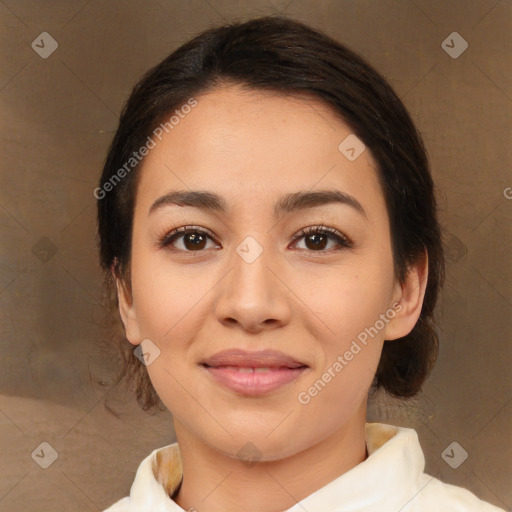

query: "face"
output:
116 84 424 461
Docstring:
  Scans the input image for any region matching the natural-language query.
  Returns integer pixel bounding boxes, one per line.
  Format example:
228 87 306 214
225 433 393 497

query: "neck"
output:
172 406 368 512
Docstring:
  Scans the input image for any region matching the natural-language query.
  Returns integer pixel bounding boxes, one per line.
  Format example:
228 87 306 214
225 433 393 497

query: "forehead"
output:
135 85 385 222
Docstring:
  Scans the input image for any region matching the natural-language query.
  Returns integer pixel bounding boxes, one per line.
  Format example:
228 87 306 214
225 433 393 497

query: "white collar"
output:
125 423 427 512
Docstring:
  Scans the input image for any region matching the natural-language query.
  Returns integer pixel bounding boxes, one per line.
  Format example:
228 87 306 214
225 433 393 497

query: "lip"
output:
201 349 309 396
202 349 307 369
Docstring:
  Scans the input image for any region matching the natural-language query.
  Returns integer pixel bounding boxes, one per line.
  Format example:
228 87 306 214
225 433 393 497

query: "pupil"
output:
307 234 326 250
185 233 206 250
183 233 328 251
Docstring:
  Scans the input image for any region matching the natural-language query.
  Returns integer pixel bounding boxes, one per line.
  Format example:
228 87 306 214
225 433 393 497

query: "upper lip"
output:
201 349 308 369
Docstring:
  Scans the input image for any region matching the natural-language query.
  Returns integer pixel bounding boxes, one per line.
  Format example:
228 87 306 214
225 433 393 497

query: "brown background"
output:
0 1 510 510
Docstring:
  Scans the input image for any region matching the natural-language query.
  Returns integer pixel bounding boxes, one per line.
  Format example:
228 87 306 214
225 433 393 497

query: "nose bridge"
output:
214 232 291 330
231 232 276 302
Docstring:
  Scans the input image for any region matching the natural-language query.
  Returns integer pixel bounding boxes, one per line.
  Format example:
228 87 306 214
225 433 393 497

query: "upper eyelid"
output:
159 224 352 249
158 225 217 246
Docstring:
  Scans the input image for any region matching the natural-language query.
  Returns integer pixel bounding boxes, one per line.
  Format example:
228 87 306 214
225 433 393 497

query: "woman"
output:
97 15 504 512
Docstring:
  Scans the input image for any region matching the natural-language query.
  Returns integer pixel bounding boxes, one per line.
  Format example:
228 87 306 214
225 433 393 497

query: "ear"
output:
384 249 429 341
112 265 142 346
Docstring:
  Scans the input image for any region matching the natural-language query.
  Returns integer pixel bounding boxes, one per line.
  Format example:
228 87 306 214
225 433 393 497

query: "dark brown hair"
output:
97 14 445 411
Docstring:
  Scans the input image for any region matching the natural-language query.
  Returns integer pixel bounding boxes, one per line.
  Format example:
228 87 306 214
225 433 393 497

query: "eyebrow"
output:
148 189 367 219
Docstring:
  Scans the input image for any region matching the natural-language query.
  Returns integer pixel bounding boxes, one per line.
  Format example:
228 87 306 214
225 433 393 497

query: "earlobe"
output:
384 249 429 341
113 267 142 346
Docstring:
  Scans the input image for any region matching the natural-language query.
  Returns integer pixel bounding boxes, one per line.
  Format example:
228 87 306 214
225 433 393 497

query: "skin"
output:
115 84 428 512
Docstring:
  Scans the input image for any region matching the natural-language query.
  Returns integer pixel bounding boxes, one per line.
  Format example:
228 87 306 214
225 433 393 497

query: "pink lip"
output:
202 349 306 368
201 349 309 395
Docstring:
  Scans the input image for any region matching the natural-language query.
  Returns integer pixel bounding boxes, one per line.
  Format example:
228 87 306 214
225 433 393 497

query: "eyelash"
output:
157 225 353 253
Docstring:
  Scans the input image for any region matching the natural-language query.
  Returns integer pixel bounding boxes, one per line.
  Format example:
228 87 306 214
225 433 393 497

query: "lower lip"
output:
202 365 307 395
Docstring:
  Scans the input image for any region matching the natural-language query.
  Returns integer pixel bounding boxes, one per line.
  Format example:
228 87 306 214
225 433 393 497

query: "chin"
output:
197 421 309 463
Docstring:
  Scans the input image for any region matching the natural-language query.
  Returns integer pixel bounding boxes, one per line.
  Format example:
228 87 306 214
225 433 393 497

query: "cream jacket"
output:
104 422 505 511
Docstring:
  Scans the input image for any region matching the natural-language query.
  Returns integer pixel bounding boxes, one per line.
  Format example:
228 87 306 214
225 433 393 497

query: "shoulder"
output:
365 423 505 511
413 474 506 511
101 442 182 512
102 496 130 512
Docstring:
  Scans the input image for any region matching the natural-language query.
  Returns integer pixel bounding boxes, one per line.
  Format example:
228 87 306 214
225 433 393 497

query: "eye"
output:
158 225 219 252
290 225 353 252
157 224 352 253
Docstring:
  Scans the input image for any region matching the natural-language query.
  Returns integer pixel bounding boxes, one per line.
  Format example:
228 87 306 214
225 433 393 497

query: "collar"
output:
127 423 426 511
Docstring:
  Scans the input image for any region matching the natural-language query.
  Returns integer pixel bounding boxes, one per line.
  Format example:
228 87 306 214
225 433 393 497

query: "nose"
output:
214 236 292 333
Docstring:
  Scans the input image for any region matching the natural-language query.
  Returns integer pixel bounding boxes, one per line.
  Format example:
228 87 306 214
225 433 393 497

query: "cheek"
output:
295 261 394 347
295 272 387 434
130 250 208 340
293 257 393 404
129 251 215 401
